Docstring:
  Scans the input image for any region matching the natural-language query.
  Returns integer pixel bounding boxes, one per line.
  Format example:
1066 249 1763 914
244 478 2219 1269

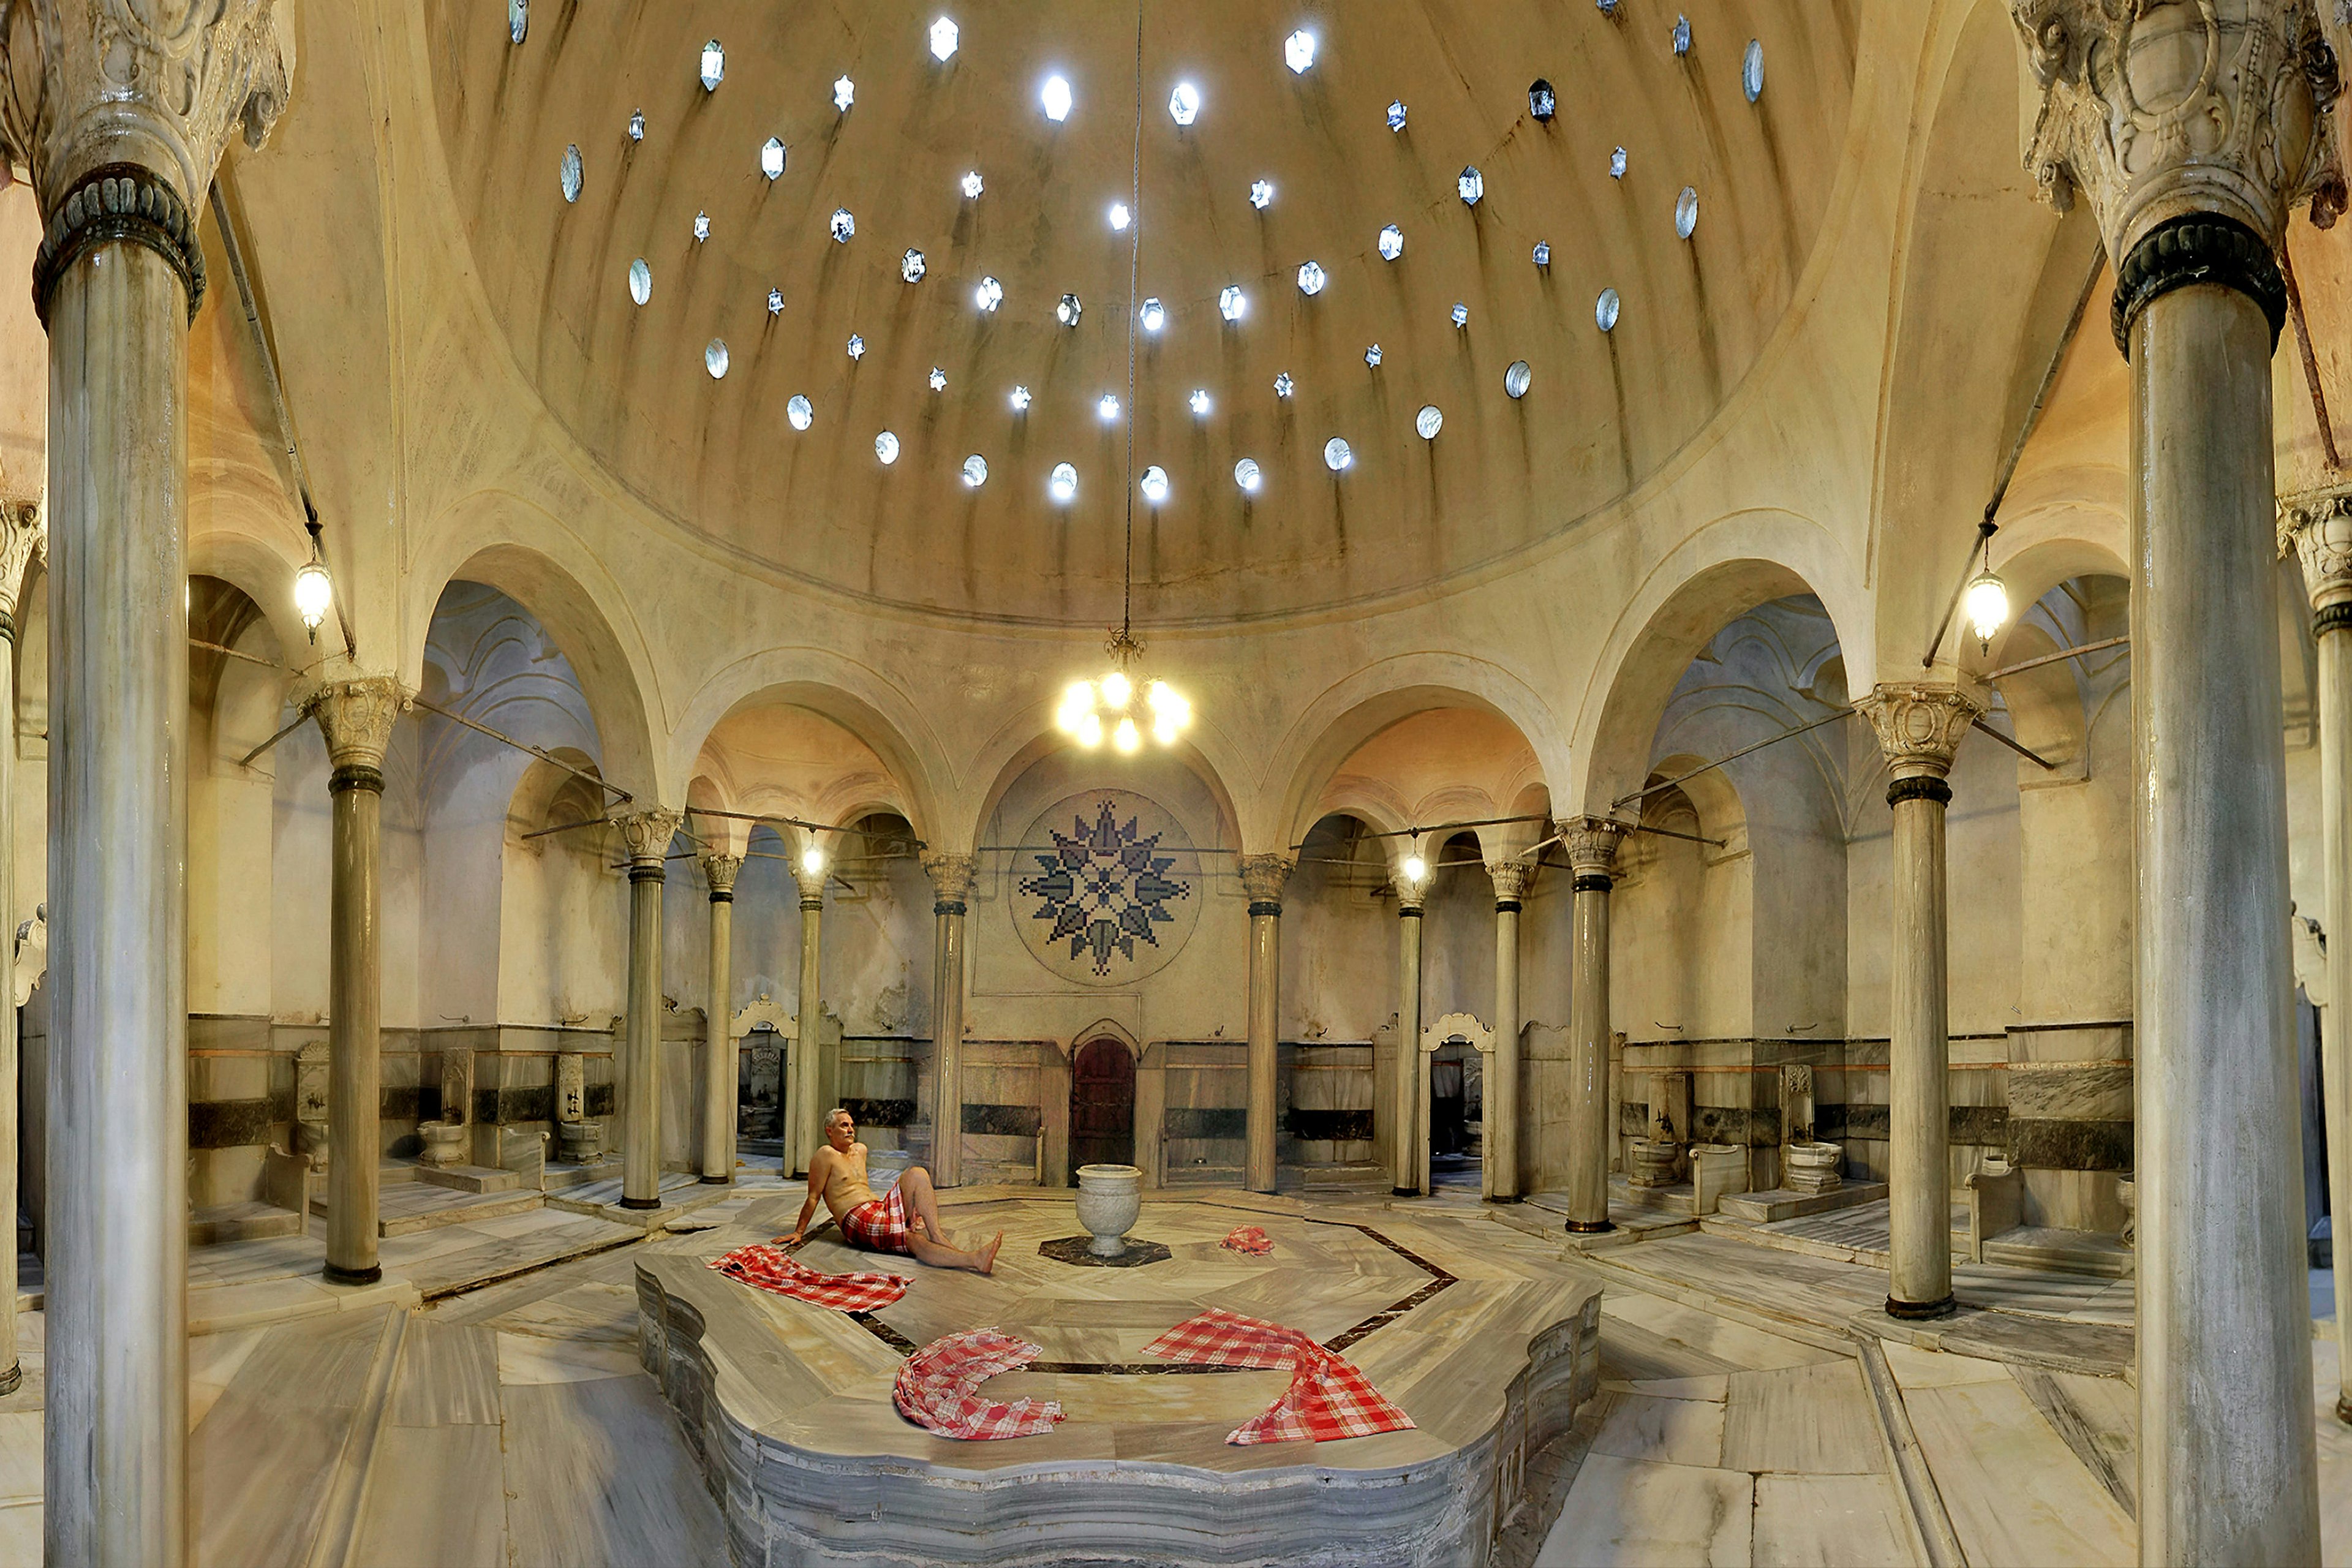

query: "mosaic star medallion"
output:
1012 791 1202 985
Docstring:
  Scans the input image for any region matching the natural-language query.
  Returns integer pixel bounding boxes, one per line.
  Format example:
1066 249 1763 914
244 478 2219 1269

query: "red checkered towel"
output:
1219 1225 1273 1255
706 1243 909 1312
1142 1307 1414 1446
892 1329 1065 1441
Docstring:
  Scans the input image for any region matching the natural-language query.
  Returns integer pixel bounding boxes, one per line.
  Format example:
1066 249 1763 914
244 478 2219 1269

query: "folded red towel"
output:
707 1243 908 1312
892 1329 1065 1440
1219 1224 1273 1255
1142 1306 1414 1445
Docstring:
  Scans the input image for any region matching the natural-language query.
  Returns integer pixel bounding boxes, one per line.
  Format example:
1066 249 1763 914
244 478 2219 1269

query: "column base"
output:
618 1196 663 1212
323 1262 382 1287
1484 1194 1523 1205
0 1362 21 1396
1885 1294 1956 1322
2337 1394 2351 1427
699 1174 731 1185
1564 1219 1616 1235
1392 1186 1417 1198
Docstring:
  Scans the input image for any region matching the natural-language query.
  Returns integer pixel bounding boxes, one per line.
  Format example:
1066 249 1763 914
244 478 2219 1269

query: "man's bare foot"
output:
970 1232 1003 1275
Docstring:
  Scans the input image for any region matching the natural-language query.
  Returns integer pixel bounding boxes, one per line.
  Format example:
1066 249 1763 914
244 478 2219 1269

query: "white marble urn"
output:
1627 1138 1679 1189
1074 1163 1143 1257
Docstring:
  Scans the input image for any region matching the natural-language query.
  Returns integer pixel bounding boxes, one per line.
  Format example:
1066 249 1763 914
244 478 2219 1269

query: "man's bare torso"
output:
814 1140 876 1219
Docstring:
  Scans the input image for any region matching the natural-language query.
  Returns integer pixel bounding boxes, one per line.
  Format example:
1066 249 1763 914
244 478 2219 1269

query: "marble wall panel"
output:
1524 1022 1575 1195
1281 1042 1375 1165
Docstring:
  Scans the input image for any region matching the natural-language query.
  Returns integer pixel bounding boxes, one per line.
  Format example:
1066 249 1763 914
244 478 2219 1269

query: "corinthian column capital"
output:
921 850 976 911
298 674 410 783
700 852 742 900
0 0 298 324
1860 682 1985 780
0 494 41 629
1487 858 1536 906
2013 0 2344 349
2281 485 2352 614
1238 852 1294 912
1561 816 1627 881
611 808 682 870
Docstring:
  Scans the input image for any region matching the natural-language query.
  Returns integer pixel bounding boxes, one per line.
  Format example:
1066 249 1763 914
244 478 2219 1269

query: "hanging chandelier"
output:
1054 1 1192 753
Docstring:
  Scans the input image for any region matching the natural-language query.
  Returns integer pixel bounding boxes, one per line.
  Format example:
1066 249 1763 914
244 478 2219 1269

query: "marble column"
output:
303 677 409 1282
1487 859 1533 1202
2016 6 2332 1554
921 852 975 1184
0 7 295 1561
1859 685 1979 1319
614 810 680 1209
790 852 827 1178
1390 867 1426 1196
1240 854 1293 1194
2286 489 2352 1425
1562 819 1626 1232
699 851 742 1183
0 502 40 1395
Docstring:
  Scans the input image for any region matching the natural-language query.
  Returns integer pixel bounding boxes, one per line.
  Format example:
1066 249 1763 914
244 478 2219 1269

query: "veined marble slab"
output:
636 1195 1604 1566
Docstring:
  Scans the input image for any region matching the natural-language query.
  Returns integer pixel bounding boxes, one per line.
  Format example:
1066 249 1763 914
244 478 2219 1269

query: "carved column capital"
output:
791 856 828 908
0 494 42 631
1487 859 1536 907
298 674 410 790
1860 683 1985 798
1390 864 1426 914
2282 485 2352 616
611 808 682 870
1238 852 1294 913
2013 0 2344 350
0 0 298 325
700 852 742 901
921 850 976 913
1561 817 1628 885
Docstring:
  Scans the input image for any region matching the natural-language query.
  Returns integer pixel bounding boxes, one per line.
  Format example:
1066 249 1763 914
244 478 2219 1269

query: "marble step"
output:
1287 1162 1390 1193
188 1200 306 1247
413 1162 522 1195
1714 1180 1890 1224
1981 1226 2135 1278
312 1183 545 1237
543 1158 623 1191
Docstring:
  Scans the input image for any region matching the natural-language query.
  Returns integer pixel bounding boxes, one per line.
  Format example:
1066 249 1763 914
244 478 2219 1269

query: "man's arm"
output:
783 1149 829 1246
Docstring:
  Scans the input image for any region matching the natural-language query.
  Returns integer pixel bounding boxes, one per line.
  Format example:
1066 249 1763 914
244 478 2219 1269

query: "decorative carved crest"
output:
1858 684 1985 777
1420 1010 1497 1055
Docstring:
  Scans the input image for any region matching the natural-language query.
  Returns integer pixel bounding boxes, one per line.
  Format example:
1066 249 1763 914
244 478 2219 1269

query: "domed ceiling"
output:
429 2 1855 627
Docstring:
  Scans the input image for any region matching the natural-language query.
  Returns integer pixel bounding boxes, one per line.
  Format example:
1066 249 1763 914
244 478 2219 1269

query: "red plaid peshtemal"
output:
840 1185 914 1254
707 1243 910 1312
1142 1307 1414 1446
891 1329 1065 1440
1219 1224 1273 1256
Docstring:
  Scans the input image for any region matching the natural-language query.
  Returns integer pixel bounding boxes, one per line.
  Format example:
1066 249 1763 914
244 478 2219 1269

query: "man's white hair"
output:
826 1107 853 1126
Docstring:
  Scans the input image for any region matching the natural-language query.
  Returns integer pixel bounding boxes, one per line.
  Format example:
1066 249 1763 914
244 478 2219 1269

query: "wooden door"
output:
1068 1039 1136 1177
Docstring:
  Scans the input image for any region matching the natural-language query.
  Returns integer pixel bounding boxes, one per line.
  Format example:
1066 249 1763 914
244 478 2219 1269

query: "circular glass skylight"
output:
974 276 1004 312
1610 146 1628 179
1458 167 1485 205
1058 293 1084 326
847 333 865 360
1388 100 1408 131
1672 15 1691 55
1744 39 1764 102
1140 466 1170 503
767 287 784 314
699 40 725 91
929 16 959 61
1506 360 1532 398
1189 388 1212 417
1297 260 1327 296
1250 179 1275 211
1324 438 1353 472
1097 393 1121 423
761 137 785 179
962 170 984 198
1378 224 1404 260
876 431 900 464
1596 288 1621 331
1042 74 1074 122
787 394 813 431
962 454 988 488
1275 372 1295 398
1529 79 1556 121
628 108 644 140
1169 81 1200 126
1219 285 1247 322
1451 301 1469 328
1234 458 1262 493
902 249 927 283
1108 201 1131 232
829 208 854 243
1050 462 1079 502
1140 298 1166 332
834 75 855 112
509 0 527 45
559 145 581 202
693 210 710 242
1365 344 1383 367
1011 385 1031 412
1285 30 1317 72
1676 186 1698 239
929 366 948 391
1532 240 1551 267
628 258 650 305
1416 404 1443 439
705 339 729 379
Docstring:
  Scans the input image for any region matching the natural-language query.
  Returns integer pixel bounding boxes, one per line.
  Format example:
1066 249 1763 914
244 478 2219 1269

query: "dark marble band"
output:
1398 906 1423 919
1886 775 1953 809
1248 900 1283 918
323 1262 382 1286
2316 602 2352 639
33 164 208 328
934 900 967 916
1571 874 1613 894
801 897 823 912
2111 212 2285 358
0 608 15 644
328 763 385 796
1564 1218 1615 1234
709 890 733 904
1884 1293 1956 1322
629 864 665 884
618 1194 663 1211
1494 898 1521 913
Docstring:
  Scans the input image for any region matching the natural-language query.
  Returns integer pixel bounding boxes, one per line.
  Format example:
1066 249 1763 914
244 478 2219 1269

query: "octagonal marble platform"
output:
637 1191 1603 1567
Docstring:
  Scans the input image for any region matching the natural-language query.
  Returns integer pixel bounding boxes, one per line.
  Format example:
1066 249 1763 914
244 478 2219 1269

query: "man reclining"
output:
785 1107 1001 1274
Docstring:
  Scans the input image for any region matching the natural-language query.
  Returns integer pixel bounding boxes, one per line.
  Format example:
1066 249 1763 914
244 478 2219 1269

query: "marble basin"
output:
417 1119 469 1167
1074 1163 1142 1256
1627 1137 1680 1188
1783 1140 1842 1194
